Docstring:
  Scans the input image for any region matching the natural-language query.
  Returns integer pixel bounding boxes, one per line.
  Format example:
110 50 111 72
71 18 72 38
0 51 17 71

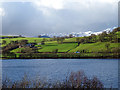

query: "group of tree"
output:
41 34 74 42
2 40 6 44
56 37 65 44
76 34 97 46
2 40 28 54
2 39 40 58
1 35 24 39
20 47 38 53
76 27 120 46
99 27 120 42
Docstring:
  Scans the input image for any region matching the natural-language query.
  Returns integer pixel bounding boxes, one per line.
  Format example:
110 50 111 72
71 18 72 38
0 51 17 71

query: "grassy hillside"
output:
69 42 119 53
63 37 78 42
10 41 119 53
1 37 78 47
1 28 120 59
116 31 120 38
38 43 77 52
1 37 79 44
3 31 120 53
1 37 50 47
11 42 78 53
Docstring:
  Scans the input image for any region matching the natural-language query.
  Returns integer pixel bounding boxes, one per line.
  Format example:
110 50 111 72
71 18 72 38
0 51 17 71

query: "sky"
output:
0 0 119 36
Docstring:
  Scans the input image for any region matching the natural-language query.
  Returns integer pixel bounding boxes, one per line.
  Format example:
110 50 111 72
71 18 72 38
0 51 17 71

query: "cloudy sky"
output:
0 0 119 36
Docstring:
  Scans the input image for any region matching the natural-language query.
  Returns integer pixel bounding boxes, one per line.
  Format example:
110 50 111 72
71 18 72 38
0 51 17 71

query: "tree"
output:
14 40 19 44
105 43 110 50
90 34 97 42
2 42 19 54
41 41 45 45
2 40 6 44
60 37 65 44
76 37 80 46
84 37 89 43
113 35 118 43
57 37 60 43
69 34 73 38
56 37 65 44
19 40 28 45
76 37 80 42
19 35 22 37
10 40 15 44
52 49 58 53
43 38 46 42
98 31 108 42
98 34 104 42
79 38 85 44
38 35 41 38
34 40 37 43
108 34 113 42
49 38 53 41
64 36 69 39
21 47 33 53
32 47 38 53
101 31 107 37
53 36 56 41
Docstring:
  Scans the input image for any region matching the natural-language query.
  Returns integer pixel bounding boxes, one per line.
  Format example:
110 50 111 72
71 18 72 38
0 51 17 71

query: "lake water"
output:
1 59 119 88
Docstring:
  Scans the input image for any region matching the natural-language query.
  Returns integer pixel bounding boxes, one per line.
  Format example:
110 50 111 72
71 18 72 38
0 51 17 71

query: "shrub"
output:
52 49 58 53
2 71 104 88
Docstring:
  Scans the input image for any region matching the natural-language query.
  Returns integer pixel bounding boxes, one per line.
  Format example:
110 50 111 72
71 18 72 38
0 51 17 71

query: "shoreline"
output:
1 57 120 59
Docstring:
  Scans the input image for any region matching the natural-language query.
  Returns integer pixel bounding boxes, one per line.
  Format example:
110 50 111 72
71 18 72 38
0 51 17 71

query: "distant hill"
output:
39 35 50 38
0 35 24 39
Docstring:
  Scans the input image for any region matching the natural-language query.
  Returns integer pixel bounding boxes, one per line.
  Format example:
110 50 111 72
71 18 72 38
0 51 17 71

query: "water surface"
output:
1 59 118 88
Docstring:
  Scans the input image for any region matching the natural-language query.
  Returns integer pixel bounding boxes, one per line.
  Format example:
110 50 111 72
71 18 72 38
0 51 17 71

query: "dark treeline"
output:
0 35 24 39
2 52 119 59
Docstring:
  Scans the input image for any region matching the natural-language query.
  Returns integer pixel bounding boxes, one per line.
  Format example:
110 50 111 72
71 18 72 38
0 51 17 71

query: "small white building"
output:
38 43 41 45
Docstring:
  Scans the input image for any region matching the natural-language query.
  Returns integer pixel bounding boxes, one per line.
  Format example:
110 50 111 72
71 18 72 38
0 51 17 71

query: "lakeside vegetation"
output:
1 27 120 59
2 71 104 88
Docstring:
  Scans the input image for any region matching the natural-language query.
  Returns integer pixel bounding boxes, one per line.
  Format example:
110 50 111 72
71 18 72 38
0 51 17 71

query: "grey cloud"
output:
2 1 118 36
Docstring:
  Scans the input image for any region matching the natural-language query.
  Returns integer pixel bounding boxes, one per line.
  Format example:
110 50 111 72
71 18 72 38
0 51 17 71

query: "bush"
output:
2 71 104 88
52 49 58 53
112 47 120 53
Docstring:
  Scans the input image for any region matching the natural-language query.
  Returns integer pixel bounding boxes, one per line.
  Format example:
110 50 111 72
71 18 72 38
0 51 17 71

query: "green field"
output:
69 42 119 52
1 37 77 46
11 42 78 53
8 37 78 53
63 37 78 42
11 48 24 53
1 37 50 47
38 43 78 52
10 41 119 53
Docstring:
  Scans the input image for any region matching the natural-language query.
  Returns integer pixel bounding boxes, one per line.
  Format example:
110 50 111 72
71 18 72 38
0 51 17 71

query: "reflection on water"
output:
2 59 118 88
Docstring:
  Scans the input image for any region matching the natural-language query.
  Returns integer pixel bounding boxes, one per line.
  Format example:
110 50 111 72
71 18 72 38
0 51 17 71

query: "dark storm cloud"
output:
1 0 118 36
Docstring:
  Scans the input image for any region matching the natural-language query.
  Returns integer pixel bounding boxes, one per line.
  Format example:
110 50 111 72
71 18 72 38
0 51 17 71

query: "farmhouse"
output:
26 43 37 48
19 43 37 48
75 51 80 53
